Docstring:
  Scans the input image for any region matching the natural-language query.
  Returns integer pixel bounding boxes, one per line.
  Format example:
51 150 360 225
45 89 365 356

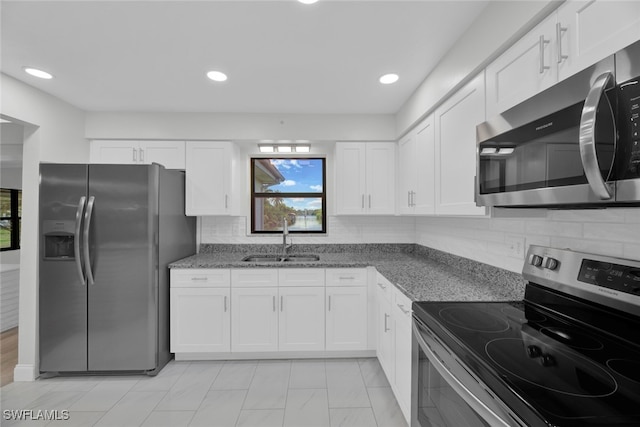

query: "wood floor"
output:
1 327 18 387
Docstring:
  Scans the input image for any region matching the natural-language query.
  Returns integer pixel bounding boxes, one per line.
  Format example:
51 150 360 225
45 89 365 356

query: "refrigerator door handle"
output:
74 196 87 284
84 196 96 285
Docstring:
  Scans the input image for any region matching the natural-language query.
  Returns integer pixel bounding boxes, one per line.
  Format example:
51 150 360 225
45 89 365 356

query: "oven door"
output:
412 316 522 427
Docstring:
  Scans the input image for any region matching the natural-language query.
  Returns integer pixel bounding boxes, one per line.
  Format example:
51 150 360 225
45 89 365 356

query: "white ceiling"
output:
1 0 490 115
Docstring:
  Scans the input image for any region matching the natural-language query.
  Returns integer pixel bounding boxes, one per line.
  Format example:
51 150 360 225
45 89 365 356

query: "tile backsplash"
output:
199 208 640 273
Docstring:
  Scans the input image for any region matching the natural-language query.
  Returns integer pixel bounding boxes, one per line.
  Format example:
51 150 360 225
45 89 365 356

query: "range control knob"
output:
529 254 543 267
526 345 542 358
543 257 559 270
541 354 556 367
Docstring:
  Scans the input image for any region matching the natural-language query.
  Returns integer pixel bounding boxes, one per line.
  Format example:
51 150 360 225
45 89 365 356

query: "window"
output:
0 189 22 251
251 158 326 234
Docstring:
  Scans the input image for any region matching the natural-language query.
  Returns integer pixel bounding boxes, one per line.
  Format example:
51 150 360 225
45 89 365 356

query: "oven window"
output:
478 99 615 195
416 344 491 427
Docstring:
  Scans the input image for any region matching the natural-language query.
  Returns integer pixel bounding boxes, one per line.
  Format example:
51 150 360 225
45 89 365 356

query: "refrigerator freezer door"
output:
86 164 159 371
39 164 89 372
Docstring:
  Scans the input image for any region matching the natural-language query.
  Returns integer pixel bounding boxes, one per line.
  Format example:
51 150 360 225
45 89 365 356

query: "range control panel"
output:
522 245 640 316
578 259 640 296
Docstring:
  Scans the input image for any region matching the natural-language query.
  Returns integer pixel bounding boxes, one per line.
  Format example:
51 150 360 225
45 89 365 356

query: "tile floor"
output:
0 358 408 427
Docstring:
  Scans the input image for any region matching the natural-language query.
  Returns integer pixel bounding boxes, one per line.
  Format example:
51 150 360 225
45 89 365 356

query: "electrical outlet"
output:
506 235 525 258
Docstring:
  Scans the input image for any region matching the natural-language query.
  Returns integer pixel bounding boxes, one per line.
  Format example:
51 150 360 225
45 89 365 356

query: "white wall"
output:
85 112 396 142
1 72 87 381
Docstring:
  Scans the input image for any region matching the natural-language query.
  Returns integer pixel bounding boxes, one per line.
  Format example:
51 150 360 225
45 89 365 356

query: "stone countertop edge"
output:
169 244 526 303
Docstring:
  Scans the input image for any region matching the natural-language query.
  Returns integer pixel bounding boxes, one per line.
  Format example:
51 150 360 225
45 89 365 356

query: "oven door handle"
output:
579 71 615 200
412 320 511 427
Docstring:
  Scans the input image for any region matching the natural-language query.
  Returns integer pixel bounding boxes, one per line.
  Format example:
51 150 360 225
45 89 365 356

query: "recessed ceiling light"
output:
298 0 319 4
206 71 228 82
379 73 399 85
24 67 53 79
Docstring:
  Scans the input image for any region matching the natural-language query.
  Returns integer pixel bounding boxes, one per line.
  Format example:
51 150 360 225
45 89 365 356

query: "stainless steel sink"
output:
241 254 320 262
241 255 283 262
282 254 320 262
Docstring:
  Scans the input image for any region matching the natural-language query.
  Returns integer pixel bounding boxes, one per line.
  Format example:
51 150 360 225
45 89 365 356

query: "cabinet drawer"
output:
232 269 279 287
326 268 367 286
171 269 230 288
375 273 393 303
279 268 325 287
393 287 413 320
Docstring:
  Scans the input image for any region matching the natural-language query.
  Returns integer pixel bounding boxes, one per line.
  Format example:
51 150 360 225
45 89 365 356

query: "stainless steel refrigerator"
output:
39 163 196 375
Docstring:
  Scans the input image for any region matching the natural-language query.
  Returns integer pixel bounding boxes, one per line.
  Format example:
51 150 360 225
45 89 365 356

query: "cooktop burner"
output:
439 306 510 332
413 296 640 426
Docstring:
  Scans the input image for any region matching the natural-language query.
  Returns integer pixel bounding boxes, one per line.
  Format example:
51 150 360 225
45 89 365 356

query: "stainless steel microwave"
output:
476 40 640 208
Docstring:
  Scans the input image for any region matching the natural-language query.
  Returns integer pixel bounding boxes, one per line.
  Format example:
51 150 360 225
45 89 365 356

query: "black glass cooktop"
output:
413 285 640 427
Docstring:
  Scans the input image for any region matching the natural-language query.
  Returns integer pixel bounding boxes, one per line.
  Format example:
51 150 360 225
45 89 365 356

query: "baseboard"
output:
13 364 37 381
175 350 376 361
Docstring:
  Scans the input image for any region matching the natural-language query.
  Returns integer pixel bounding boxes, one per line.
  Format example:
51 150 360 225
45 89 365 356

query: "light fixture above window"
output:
258 143 311 153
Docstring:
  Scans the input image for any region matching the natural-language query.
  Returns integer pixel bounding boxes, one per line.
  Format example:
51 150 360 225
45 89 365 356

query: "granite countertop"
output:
169 244 526 303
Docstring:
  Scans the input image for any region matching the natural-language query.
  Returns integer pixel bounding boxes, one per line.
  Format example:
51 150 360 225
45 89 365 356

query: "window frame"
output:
0 188 22 251
250 157 327 235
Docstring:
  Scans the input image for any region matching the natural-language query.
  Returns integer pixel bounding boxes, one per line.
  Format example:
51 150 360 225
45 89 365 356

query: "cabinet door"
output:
393 293 413 423
376 296 394 381
557 0 640 82
397 132 416 215
414 115 436 215
279 287 325 351
185 141 233 216
434 72 487 216
90 140 139 165
335 143 366 214
326 286 368 351
231 287 278 352
139 141 185 170
170 288 230 353
485 16 557 119
365 143 396 215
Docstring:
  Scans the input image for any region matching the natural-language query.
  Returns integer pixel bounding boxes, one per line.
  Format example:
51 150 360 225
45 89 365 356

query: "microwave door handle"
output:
74 196 87 284
579 71 614 200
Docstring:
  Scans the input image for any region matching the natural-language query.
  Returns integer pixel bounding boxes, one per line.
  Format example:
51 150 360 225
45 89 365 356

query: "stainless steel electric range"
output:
412 245 640 427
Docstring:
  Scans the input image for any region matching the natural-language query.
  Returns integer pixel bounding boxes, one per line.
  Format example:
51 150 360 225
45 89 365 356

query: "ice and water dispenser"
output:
42 220 75 259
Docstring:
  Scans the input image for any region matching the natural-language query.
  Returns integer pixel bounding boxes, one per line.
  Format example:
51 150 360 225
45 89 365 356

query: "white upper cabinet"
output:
486 0 640 119
185 141 239 216
434 72 487 216
556 0 640 81
90 140 186 170
335 142 396 215
397 114 435 215
485 15 557 119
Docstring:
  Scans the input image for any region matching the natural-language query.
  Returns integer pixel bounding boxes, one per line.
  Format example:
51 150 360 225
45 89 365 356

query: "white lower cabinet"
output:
279 286 325 352
231 287 279 352
171 267 370 357
326 286 368 351
375 273 413 424
169 269 231 354
170 288 230 353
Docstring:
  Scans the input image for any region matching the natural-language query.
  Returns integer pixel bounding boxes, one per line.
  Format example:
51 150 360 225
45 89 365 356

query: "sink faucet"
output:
282 216 292 256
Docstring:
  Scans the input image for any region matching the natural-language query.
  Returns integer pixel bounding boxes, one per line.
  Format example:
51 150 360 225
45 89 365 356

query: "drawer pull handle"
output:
377 283 387 289
339 276 355 280
397 303 411 315
190 277 208 281
224 296 228 312
384 313 390 332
